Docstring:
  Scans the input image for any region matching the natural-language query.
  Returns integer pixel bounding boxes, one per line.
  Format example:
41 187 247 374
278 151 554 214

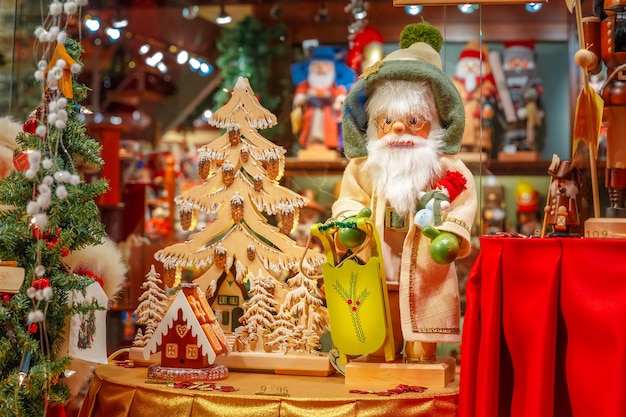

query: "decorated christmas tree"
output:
0 3 117 416
154 77 330 370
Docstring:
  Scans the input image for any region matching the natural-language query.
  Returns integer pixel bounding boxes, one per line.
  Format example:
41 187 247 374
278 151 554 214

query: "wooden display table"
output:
459 236 626 417
79 363 459 417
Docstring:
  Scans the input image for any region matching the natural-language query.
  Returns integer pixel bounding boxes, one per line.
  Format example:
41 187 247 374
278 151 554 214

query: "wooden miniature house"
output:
143 283 231 368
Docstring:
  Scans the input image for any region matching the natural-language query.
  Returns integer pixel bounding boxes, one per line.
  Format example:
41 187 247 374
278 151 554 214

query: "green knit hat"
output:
342 22 465 159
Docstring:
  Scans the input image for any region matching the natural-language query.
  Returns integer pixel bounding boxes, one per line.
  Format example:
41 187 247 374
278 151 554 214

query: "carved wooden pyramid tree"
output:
155 78 330 372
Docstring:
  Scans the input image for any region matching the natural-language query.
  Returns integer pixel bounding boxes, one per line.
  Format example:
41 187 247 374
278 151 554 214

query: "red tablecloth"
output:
459 237 626 417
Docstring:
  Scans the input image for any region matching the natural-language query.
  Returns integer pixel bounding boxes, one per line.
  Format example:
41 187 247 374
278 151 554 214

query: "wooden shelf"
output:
283 157 348 177
284 157 552 177
481 160 551 176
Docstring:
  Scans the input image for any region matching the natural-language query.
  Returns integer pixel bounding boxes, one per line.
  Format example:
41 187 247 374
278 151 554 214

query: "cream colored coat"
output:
332 154 477 343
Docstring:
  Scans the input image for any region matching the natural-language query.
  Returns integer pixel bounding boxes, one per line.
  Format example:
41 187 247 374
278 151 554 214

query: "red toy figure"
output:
576 0 626 217
452 41 498 156
291 46 356 152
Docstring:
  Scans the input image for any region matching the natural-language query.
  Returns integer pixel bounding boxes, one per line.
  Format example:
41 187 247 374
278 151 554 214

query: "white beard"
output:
308 70 335 90
364 129 445 216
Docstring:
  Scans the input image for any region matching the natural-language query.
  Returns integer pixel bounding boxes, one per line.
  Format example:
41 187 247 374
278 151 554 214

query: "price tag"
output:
0 266 25 293
255 385 290 397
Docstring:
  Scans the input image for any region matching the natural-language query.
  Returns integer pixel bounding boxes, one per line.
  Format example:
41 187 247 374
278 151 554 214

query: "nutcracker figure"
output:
576 0 626 217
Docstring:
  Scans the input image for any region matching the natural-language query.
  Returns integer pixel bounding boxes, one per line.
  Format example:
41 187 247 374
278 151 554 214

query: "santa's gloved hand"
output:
421 226 460 265
337 207 372 248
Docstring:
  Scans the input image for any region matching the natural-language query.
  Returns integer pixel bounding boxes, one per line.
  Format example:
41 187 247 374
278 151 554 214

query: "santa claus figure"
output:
291 46 355 151
452 41 497 155
502 40 544 153
336 22 477 362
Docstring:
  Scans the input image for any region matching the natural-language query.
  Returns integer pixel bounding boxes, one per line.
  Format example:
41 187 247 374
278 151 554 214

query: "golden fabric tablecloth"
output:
78 364 459 417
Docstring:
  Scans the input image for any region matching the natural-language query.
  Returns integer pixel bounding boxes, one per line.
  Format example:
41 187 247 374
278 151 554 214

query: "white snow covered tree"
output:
132 265 169 347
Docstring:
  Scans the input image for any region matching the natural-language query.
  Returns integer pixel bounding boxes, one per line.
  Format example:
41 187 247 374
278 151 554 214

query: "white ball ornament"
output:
70 174 80 185
70 63 81 74
37 60 47 70
36 194 51 210
57 109 68 120
76 0 88 7
43 286 53 300
25 169 37 179
54 119 66 129
49 26 60 39
57 97 67 108
48 101 58 112
47 80 59 91
36 125 47 138
34 70 45 81
27 201 40 215
49 1 62 16
55 185 68 199
34 290 44 301
38 184 51 194
42 159 53 169
28 150 42 165
34 26 44 38
37 184 50 194
64 2 78 15
48 67 62 81
55 58 67 69
57 31 67 44
43 175 54 186
33 213 49 228
35 265 46 277
27 287 36 299
48 113 58 125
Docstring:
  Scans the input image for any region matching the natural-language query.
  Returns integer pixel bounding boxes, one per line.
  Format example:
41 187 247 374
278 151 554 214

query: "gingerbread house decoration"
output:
143 283 232 368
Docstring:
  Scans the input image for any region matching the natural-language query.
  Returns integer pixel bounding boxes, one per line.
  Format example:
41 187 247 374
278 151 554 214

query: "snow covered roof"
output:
143 284 231 364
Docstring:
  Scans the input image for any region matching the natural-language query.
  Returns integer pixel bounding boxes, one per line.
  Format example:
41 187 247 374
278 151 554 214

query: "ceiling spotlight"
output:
525 3 543 12
138 44 151 55
145 52 163 67
315 2 329 23
176 50 189 65
105 27 121 41
157 62 168 74
404 5 423 15
111 18 128 29
84 16 100 33
349 0 368 20
215 5 232 25
458 3 479 14
189 57 201 71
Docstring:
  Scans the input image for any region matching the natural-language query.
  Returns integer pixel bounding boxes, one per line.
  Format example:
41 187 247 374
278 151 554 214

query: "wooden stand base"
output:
147 363 229 382
214 351 335 376
584 218 626 238
344 355 456 388
497 150 541 162
128 346 160 367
